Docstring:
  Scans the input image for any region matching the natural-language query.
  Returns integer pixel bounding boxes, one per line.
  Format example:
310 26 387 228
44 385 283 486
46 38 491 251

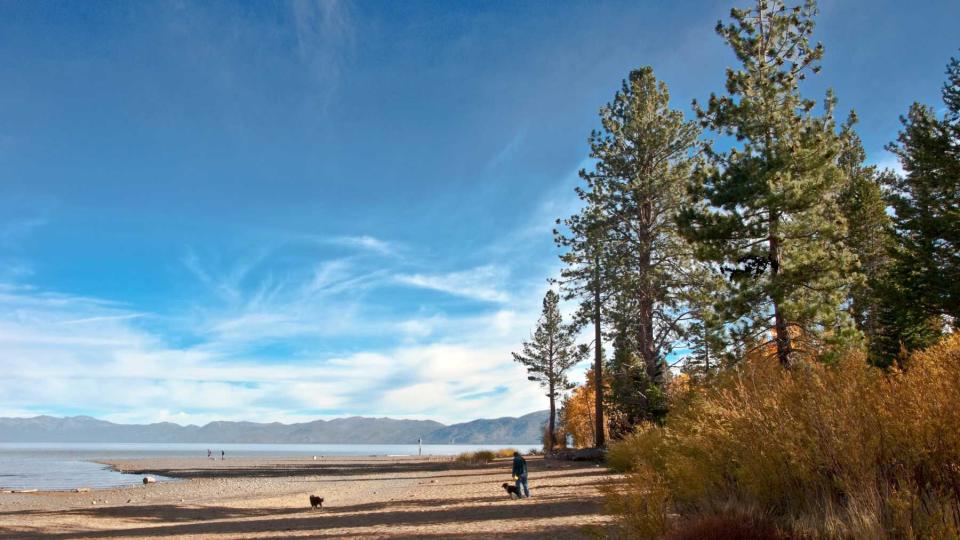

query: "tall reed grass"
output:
604 334 960 539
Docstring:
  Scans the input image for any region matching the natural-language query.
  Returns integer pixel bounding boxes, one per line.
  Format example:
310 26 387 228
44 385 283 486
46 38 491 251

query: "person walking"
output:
511 451 530 498
221 450 225 460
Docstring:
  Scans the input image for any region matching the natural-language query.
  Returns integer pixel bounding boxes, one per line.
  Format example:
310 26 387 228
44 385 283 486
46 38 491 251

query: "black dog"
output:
501 483 522 499
309 495 324 509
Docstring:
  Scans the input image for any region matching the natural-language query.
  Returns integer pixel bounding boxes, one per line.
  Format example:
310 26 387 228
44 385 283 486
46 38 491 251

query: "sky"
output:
0 0 957 426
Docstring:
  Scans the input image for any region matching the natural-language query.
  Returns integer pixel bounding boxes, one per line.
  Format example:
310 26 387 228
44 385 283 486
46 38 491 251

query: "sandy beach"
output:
0 455 616 539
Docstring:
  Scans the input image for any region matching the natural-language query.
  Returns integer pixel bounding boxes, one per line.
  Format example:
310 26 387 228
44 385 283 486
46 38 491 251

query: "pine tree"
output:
680 288 731 381
883 55 960 324
560 67 701 433
511 290 585 453
678 0 858 366
555 190 613 448
837 127 892 348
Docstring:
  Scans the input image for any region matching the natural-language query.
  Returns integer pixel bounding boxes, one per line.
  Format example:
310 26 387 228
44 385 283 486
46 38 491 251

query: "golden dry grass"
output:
603 334 960 539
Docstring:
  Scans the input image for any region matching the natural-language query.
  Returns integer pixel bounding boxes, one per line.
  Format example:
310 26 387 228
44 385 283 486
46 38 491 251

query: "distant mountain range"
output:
0 411 548 444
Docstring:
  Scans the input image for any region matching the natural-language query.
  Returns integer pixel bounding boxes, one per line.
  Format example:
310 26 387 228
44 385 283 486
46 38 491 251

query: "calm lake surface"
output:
0 442 540 491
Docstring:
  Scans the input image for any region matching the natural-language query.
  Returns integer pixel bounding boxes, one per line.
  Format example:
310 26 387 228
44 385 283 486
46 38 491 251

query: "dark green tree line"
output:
531 0 958 447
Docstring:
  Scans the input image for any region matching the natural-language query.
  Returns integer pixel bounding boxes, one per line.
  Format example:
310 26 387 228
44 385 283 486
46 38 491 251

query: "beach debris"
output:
12 489 38 493
142 476 157 484
75 488 90 493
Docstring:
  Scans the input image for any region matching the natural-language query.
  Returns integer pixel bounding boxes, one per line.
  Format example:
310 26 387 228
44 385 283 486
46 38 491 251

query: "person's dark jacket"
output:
512 455 527 477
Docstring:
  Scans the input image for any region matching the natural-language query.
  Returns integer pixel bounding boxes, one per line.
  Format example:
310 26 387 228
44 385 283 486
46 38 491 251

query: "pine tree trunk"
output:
769 215 792 367
593 256 605 448
548 381 556 453
637 201 660 387
640 300 658 382
704 323 711 373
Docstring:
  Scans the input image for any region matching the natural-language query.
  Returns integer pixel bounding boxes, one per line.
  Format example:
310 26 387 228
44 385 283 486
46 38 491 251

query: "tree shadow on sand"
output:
1 494 603 539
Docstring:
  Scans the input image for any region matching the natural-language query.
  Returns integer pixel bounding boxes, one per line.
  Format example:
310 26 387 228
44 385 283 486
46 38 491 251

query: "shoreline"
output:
0 443 541 493
0 455 616 539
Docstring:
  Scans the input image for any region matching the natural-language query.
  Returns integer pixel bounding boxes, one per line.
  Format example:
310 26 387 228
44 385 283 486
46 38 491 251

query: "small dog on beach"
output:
308 495 324 509
501 483 522 499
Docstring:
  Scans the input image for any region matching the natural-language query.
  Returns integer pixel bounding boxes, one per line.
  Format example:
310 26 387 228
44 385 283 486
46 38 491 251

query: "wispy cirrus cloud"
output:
1 216 47 248
0 196 575 424
0 279 545 425
326 235 398 256
486 126 528 171
394 265 511 303
291 0 355 113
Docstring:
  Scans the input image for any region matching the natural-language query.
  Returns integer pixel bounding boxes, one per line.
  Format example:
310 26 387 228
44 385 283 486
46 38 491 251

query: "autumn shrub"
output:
662 514 791 540
559 368 610 448
603 334 960 539
606 426 659 473
494 448 519 459
455 450 496 465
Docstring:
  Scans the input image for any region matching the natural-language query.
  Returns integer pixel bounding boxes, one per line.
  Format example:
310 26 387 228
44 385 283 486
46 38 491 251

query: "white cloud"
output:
1 216 47 248
291 0 354 113
486 126 527 170
394 265 511 303
328 235 397 256
0 280 551 425
0 176 593 425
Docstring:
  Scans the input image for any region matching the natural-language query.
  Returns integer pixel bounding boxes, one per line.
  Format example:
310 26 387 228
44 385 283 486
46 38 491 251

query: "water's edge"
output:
0 442 538 492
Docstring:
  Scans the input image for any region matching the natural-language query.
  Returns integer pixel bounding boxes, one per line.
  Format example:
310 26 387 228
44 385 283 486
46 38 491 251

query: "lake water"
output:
0 442 540 491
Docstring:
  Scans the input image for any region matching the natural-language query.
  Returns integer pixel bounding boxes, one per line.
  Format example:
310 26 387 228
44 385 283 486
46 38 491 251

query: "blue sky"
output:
0 0 957 425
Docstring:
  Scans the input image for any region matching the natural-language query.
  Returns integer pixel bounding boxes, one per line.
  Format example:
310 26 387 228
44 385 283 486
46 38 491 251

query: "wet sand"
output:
0 456 615 539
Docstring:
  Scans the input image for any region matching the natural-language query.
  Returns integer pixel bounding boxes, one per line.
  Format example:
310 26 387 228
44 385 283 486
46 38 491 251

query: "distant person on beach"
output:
207 449 212 460
511 451 529 498
221 450 225 460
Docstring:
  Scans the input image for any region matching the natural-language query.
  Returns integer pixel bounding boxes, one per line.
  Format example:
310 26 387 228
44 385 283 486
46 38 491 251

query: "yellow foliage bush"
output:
455 450 496 464
604 334 960 539
560 368 610 448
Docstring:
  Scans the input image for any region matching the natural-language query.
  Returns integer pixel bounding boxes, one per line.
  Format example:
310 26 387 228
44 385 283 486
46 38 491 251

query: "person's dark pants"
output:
515 474 530 498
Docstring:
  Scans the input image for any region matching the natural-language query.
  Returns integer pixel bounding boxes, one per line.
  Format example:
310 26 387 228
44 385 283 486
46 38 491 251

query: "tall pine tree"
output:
561 67 701 431
838 127 892 350
884 55 960 324
555 185 614 448
678 0 857 367
511 290 584 453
